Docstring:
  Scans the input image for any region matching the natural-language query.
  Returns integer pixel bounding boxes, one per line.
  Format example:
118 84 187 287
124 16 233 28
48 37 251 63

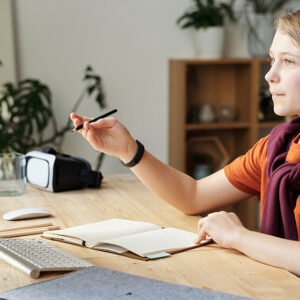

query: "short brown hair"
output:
276 10 300 47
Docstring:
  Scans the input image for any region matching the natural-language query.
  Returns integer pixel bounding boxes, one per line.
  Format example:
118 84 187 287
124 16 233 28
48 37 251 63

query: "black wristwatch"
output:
120 140 145 168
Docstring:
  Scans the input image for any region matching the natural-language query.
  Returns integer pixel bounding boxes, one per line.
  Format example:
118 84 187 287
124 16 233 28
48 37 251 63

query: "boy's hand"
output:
195 211 245 248
70 112 137 162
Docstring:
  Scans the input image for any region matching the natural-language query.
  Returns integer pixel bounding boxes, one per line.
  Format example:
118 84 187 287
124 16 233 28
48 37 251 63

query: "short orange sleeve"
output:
224 136 269 196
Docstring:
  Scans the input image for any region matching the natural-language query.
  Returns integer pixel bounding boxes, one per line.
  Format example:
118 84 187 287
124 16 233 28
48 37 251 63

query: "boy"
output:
71 10 300 275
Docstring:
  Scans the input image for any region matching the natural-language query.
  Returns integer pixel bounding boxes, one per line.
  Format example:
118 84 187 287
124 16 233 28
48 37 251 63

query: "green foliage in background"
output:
177 0 235 29
0 66 106 170
177 0 293 30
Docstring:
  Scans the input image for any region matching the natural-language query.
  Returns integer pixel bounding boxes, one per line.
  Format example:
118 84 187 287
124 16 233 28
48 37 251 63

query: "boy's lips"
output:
270 91 285 96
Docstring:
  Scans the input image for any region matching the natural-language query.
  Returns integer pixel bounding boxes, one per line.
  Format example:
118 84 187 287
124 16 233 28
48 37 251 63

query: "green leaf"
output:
87 85 96 95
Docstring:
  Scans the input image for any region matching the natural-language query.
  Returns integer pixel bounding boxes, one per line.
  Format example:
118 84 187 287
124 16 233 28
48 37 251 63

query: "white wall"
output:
12 0 300 176
13 0 193 175
0 0 16 85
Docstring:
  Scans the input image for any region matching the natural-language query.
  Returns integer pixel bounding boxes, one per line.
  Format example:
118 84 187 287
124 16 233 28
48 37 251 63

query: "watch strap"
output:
120 140 145 168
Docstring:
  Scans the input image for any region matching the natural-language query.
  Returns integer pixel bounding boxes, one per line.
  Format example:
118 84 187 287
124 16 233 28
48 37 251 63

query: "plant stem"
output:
95 152 105 171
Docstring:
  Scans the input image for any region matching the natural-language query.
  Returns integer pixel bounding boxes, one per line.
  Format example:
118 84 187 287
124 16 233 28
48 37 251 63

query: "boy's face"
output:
265 30 300 116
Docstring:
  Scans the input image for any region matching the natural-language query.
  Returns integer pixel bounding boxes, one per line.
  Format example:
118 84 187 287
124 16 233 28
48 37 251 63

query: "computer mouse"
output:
3 207 52 221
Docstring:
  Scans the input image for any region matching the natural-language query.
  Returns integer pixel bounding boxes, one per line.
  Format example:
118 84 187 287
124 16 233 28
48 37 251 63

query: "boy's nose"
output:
265 66 280 84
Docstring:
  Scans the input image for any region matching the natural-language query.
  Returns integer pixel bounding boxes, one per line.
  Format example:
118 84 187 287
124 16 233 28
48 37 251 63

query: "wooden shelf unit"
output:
168 58 279 230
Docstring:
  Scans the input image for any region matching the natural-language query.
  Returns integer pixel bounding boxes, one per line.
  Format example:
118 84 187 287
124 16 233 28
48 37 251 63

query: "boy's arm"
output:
235 228 300 276
131 151 250 215
70 114 250 214
195 210 300 276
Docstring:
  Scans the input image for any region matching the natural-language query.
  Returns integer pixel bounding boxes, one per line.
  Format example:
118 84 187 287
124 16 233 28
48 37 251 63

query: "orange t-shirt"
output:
224 134 300 239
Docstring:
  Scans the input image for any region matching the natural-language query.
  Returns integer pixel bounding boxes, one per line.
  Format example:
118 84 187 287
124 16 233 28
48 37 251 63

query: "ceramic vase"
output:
193 26 224 59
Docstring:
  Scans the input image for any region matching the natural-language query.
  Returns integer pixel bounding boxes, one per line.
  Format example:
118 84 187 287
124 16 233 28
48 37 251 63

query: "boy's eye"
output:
283 58 295 65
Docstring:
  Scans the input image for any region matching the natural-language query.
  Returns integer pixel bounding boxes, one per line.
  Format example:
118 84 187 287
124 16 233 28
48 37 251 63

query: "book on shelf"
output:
41 218 212 260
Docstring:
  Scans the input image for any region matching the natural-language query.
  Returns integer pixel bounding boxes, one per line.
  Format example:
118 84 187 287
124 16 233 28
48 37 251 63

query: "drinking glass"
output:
0 152 26 196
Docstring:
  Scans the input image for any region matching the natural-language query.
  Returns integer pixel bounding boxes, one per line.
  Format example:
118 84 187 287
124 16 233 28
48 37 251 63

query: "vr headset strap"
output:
80 169 103 188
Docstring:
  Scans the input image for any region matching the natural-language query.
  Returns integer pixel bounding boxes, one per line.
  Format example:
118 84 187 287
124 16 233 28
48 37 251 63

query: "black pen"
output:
72 109 118 132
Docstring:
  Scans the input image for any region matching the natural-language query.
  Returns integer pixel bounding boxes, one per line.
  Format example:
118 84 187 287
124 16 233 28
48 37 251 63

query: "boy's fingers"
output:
70 112 91 122
70 112 83 121
93 117 116 128
195 216 206 244
195 228 207 244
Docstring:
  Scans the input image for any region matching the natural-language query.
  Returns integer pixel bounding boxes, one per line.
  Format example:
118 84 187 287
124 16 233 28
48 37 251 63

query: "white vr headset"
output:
25 147 102 192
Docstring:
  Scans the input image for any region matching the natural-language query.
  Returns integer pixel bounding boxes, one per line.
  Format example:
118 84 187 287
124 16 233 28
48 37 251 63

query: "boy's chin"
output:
273 108 292 117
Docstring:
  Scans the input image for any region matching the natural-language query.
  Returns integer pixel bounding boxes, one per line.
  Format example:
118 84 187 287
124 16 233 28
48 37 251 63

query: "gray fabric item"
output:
0 266 252 300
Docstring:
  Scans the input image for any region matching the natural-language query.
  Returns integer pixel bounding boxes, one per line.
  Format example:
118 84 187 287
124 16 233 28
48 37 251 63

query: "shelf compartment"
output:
186 63 253 124
186 122 251 130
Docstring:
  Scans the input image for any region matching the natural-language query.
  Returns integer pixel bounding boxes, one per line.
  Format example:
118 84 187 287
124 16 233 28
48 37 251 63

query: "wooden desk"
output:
0 174 299 299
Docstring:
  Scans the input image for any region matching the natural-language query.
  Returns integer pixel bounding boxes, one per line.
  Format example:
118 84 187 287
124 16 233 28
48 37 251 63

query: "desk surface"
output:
0 174 299 299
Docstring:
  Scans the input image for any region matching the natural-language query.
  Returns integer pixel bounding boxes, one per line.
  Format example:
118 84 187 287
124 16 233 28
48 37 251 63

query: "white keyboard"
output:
0 238 93 278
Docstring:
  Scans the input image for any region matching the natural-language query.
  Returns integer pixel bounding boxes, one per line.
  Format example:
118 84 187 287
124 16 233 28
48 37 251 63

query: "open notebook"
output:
42 218 212 260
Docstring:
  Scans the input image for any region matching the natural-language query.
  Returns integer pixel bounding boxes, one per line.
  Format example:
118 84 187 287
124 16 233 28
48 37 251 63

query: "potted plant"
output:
177 0 233 58
246 0 293 57
0 65 106 170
